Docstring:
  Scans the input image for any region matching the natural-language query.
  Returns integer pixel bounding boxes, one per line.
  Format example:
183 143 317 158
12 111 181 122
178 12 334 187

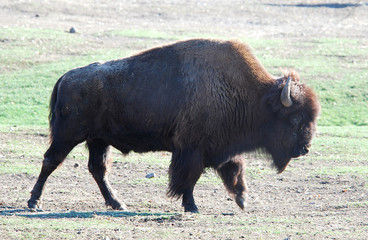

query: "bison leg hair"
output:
87 139 126 210
28 141 75 209
182 186 198 213
216 156 248 210
168 148 204 213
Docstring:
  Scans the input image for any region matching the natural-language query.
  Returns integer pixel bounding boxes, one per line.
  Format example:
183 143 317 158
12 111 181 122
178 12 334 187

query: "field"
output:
1 0 368 239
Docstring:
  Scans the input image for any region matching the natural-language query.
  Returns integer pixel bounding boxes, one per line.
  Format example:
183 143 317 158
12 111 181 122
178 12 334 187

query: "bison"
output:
28 39 320 213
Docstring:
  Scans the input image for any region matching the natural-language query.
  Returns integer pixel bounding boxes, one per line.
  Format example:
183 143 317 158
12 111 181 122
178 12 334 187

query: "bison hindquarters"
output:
28 137 127 210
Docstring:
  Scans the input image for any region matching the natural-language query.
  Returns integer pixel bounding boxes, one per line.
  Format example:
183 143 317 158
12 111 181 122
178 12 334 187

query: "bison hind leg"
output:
28 140 77 209
216 156 248 210
168 148 204 213
87 138 126 210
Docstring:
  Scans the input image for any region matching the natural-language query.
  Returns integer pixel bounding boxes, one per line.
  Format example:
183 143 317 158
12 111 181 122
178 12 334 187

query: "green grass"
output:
0 162 39 175
0 27 86 73
1 27 367 177
1 216 128 239
1 28 368 126
0 212 179 239
347 201 368 208
0 50 132 126
313 166 368 177
257 38 368 126
310 126 368 163
1 29 367 126
1 26 367 186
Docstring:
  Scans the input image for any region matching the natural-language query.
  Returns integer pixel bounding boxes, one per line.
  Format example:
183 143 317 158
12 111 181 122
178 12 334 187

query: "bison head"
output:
262 71 320 173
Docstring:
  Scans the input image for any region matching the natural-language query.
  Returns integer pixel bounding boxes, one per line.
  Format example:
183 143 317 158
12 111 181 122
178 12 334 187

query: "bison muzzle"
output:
28 39 320 213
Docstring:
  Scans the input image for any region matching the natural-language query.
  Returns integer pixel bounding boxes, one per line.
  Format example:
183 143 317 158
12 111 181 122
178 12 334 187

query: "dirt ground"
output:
1 0 368 239
2 0 368 47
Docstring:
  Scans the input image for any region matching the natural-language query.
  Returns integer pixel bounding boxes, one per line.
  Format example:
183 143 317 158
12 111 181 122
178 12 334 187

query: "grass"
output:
0 162 39 175
347 201 368 208
0 27 86 73
1 28 367 126
313 166 368 178
258 38 368 126
1 211 180 239
312 126 368 159
0 50 131 126
1 216 130 239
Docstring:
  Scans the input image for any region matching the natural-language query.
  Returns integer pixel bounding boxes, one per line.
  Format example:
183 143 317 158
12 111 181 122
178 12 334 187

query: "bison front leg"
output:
182 185 198 213
168 148 204 213
87 139 126 210
216 156 248 210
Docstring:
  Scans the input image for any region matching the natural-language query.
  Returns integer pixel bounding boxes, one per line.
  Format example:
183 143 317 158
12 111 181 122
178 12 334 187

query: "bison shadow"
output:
0 207 180 219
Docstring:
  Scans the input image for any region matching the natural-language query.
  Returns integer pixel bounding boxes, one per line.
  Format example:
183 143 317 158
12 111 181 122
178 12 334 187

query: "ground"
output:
0 0 368 239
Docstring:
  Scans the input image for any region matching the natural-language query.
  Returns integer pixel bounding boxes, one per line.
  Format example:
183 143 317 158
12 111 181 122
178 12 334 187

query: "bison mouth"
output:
272 145 311 173
291 145 310 158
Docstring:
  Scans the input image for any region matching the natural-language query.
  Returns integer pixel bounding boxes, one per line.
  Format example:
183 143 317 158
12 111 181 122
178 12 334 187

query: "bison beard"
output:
28 39 320 213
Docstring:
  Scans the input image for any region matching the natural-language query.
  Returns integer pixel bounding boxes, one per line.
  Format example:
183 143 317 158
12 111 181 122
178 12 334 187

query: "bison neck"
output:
201 107 271 169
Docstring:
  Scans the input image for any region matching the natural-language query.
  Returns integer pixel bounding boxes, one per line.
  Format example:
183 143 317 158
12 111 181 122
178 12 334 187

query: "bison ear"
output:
265 91 284 113
263 77 296 113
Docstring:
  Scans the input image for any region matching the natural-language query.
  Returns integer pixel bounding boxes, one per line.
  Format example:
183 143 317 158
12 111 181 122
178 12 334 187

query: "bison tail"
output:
48 76 63 143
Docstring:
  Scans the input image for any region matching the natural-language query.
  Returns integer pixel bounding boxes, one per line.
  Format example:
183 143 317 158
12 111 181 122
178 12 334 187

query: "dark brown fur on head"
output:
262 69 320 173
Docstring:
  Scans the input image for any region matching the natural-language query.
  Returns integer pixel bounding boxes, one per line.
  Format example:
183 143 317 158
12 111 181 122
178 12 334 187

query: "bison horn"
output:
280 76 293 107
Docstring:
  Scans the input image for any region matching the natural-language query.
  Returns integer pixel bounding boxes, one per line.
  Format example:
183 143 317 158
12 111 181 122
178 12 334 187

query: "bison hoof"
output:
235 195 247 210
106 200 127 211
183 204 199 213
27 199 42 210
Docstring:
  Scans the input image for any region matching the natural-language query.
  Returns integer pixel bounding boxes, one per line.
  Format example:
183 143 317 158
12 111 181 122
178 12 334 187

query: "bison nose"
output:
302 146 309 154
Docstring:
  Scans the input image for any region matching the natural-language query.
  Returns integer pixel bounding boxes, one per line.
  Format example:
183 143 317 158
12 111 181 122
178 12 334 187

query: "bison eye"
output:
290 114 302 126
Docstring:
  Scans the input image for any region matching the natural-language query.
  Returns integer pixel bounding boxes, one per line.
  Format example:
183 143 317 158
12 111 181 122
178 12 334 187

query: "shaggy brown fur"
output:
28 39 320 213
